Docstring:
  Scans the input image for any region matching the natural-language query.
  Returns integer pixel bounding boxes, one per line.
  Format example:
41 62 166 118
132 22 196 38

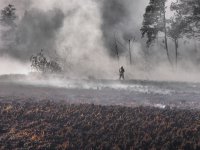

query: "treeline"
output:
141 0 200 66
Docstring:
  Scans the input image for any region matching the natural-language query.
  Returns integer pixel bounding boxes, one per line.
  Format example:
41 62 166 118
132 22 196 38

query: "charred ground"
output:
0 99 200 150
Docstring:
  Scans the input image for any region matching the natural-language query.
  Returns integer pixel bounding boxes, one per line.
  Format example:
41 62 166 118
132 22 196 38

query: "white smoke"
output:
0 56 29 75
52 0 117 79
0 0 119 78
0 0 200 82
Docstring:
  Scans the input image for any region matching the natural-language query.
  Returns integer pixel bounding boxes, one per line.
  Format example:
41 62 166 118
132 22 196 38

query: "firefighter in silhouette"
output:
119 66 125 80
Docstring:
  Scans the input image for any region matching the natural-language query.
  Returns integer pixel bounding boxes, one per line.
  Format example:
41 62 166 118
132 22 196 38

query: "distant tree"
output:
184 0 200 54
126 36 136 65
114 34 120 65
141 0 172 65
189 0 200 36
170 0 200 61
167 1 190 67
0 4 17 26
171 0 200 39
168 14 187 67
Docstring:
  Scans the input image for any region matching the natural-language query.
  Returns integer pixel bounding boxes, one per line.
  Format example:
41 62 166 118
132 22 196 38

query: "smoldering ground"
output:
0 0 200 81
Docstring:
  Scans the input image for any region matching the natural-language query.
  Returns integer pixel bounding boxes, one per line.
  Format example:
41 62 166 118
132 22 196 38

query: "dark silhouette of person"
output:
119 66 125 80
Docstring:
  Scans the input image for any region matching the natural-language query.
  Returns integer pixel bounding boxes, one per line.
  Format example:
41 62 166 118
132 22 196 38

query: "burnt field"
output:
0 99 200 150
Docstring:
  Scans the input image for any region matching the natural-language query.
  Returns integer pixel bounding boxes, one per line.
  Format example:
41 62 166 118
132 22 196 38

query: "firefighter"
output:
119 66 125 80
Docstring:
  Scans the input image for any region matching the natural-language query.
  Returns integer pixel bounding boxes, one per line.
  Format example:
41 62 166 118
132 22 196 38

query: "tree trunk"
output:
128 40 132 65
163 9 172 66
115 40 120 66
174 39 178 68
114 34 120 66
192 28 198 53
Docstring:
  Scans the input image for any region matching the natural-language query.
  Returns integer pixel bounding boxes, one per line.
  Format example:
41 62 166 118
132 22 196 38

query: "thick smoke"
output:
0 0 117 78
1 8 65 61
53 0 116 79
100 0 148 56
0 0 200 81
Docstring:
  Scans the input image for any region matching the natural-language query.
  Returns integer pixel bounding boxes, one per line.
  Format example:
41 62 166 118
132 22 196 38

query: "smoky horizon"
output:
0 0 199 81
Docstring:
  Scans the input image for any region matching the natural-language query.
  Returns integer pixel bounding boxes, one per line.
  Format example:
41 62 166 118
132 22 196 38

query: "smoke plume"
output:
0 0 200 81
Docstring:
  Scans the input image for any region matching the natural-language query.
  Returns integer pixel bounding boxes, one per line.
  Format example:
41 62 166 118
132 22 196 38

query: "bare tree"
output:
30 49 62 73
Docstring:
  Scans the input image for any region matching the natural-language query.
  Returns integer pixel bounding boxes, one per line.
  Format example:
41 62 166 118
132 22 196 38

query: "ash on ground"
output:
0 99 200 150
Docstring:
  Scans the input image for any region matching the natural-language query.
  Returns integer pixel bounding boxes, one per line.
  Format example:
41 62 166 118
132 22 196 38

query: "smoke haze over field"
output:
0 0 200 81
